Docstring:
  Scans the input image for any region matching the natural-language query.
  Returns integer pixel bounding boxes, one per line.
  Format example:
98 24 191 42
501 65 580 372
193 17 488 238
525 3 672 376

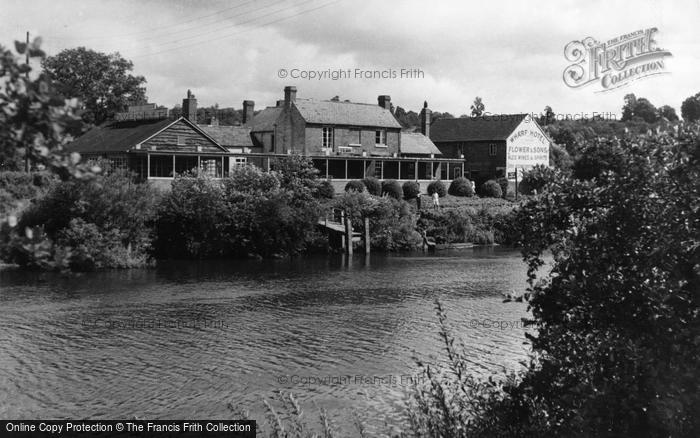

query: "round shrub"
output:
381 179 402 200
480 179 502 198
362 177 382 195
316 180 335 199
344 180 365 193
448 177 474 197
402 180 421 199
427 180 447 197
496 177 509 199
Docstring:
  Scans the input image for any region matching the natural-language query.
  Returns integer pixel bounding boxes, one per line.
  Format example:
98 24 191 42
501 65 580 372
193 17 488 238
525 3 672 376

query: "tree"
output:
470 96 485 117
621 94 658 123
541 105 555 125
658 105 679 122
0 37 88 177
43 47 146 125
681 92 700 122
622 93 637 121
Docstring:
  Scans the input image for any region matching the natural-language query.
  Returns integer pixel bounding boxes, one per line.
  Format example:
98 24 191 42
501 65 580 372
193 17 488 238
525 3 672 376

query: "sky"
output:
2 0 699 118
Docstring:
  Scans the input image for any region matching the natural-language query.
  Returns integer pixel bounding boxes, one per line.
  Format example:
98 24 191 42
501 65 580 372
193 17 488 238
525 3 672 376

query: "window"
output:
322 127 334 149
232 157 247 167
375 130 386 145
489 143 497 156
453 166 462 179
374 161 383 178
200 156 222 178
149 155 174 178
177 135 186 146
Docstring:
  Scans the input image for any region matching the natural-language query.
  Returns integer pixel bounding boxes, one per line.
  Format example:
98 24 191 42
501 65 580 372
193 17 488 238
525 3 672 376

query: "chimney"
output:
420 101 432 137
284 86 297 108
182 89 197 122
378 95 391 111
209 115 219 126
242 100 255 124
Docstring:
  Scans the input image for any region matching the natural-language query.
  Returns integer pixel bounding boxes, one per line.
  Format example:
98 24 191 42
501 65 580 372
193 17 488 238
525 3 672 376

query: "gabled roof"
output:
401 132 442 155
293 99 402 128
67 118 174 153
67 117 227 153
430 114 529 143
248 106 283 132
199 125 253 148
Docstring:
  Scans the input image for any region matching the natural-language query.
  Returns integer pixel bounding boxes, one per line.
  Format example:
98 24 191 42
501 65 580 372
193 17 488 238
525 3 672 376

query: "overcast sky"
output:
2 0 698 118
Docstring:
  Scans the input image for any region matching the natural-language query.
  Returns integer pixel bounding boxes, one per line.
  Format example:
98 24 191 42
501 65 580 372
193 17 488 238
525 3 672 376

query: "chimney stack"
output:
242 100 255 124
182 89 197 122
420 101 432 137
209 115 219 126
378 95 392 112
284 86 297 108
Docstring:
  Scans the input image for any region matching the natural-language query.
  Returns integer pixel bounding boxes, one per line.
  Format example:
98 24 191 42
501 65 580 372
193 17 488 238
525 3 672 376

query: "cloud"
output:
1 0 698 116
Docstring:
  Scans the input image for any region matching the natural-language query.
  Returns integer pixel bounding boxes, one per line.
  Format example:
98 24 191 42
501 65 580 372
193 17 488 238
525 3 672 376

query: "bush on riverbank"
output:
0 171 56 216
157 163 323 259
1 168 158 270
418 204 518 245
334 190 421 251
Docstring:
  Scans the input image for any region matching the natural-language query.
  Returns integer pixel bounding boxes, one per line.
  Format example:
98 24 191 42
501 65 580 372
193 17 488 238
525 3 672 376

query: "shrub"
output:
362 177 381 195
402 180 421 199
156 167 322 260
381 179 402 200
427 180 447 197
2 168 158 270
448 177 473 197
518 164 560 195
496 177 509 199
479 179 502 198
344 180 365 193
315 180 335 199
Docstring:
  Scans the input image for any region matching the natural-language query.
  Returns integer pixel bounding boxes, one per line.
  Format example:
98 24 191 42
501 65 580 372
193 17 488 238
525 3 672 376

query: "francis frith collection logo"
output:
563 28 672 92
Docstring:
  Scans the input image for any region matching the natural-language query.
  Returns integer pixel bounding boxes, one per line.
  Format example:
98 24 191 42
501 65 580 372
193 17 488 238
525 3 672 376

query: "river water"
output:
0 248 532 434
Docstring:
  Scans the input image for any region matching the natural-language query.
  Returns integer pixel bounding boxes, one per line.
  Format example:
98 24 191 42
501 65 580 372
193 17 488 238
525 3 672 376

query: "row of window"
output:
321 127 387 149
148 155 247 178
311 159 462 180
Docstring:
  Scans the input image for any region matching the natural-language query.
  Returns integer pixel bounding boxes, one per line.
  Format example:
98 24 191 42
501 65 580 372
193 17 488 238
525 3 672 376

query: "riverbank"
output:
1 159 522 271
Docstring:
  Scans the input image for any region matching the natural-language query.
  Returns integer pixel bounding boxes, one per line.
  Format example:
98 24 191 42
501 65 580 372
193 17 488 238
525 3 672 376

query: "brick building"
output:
429 114 551 186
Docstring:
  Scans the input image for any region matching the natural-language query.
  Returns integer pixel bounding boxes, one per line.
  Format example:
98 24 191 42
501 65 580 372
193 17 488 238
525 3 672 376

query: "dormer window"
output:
375 130 386 146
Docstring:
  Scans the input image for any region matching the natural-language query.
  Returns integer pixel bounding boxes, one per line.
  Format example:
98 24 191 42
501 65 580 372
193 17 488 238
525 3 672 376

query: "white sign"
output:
506 117 550 176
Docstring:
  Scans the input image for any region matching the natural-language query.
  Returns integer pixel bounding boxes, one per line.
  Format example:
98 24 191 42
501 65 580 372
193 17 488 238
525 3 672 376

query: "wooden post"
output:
340 210 346 251
345 212 353 255
364 216 370 255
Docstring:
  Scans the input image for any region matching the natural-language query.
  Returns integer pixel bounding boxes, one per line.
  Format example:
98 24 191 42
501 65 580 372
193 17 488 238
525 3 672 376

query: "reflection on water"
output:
0 248 532 432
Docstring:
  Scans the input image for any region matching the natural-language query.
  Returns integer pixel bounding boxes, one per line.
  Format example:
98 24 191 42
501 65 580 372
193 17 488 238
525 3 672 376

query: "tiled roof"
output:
248 106 282 131
293 99 402 128
401 132 442 155
66 118 174 153
429 114 529 142
199 125 253 147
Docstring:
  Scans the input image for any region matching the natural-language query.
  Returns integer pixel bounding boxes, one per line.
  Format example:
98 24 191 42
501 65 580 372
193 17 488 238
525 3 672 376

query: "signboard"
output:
506 115 550 176
507 171 517 180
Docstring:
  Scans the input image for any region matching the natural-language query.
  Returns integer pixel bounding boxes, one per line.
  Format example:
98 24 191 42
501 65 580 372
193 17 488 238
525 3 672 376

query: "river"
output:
0 248 532 435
